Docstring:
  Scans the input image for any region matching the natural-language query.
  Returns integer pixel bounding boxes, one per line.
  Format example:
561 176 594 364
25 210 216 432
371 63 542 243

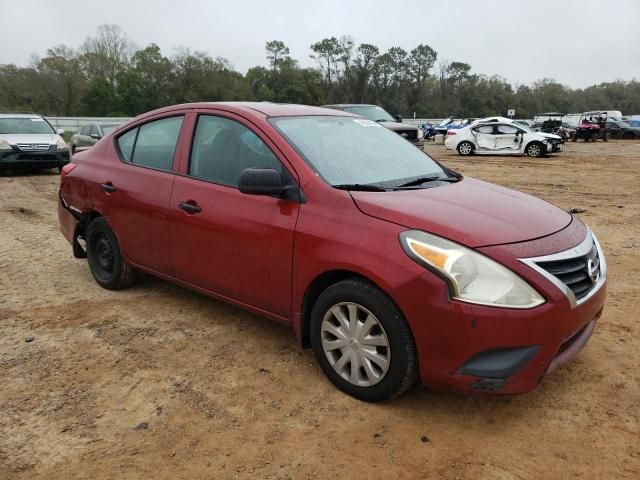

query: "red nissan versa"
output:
58 102 607 402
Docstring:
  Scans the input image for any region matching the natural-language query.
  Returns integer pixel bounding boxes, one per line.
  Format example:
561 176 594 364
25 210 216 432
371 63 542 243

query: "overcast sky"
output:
1 0 638 88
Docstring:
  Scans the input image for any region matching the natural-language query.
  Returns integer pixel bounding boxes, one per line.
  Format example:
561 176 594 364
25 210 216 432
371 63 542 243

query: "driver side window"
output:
189 115 283 187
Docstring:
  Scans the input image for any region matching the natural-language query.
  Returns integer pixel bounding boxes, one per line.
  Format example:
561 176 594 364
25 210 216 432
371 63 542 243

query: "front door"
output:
494 124 521 151
169 113 300 318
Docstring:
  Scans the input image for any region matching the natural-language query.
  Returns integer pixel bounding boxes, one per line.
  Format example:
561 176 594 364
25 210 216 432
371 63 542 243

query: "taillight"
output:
447 131 457 135
60 163 77 177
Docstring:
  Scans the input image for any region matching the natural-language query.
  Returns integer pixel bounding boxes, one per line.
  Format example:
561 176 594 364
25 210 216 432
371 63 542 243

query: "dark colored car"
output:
58 102 606 402
70 122 121 154
323 104 424 147
0 113 70 173
604 120 640 139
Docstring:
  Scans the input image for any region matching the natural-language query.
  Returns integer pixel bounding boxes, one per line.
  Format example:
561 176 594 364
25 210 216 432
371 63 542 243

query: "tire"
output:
603 131 610 142
310 278 417 402
457 141 474 156
86 217 136 290
572 134 578 142
525 141 545 157
71 146 76 155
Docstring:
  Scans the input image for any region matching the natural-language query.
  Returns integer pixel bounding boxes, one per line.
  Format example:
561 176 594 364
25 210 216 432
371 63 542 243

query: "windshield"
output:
342 105 394 122
100 124 119 135
517 124 534 133
271 116 446 187
0 117 55 135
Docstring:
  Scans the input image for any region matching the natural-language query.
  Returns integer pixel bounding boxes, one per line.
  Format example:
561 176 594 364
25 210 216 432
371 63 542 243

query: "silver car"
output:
70 122 121 154
0 113 69 173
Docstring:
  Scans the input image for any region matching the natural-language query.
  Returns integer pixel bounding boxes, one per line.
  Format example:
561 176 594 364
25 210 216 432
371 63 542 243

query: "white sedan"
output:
444 122 563 157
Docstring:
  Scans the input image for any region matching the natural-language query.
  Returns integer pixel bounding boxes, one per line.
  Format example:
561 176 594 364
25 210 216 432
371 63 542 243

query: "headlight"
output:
417 129 424 139
0 139 12 151
400 230 544 309
56 136 68 150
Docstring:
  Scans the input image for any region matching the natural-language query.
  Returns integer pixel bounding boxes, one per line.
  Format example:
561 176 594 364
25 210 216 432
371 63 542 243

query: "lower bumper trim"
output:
459 345 540 379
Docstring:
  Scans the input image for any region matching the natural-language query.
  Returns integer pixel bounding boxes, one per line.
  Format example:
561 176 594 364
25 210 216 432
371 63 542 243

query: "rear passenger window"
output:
476 125 494 134
116 116 184 171
117 128 137 162
189 115 283 187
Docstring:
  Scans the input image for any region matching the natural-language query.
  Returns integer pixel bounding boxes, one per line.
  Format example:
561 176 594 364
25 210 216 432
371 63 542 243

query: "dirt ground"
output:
1 141 639 480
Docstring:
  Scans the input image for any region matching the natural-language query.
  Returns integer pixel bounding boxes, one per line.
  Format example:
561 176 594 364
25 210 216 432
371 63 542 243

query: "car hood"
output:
378 121 418 131
350 177 572 248
537 132 563 140
0 133 59 145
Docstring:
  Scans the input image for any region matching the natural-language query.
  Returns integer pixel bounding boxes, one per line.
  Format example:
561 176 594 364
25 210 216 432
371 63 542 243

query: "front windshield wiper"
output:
333 183 389 192
375 119 392 123
393 175 461 189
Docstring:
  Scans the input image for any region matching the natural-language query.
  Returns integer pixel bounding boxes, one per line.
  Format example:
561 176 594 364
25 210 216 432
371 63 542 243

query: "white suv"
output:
0 113 69 173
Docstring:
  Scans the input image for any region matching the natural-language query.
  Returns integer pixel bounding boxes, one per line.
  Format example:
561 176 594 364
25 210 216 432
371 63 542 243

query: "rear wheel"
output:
457 141 474 156
86 217 136 290
525 141 544 157
603 131 610 142
310 279 417 402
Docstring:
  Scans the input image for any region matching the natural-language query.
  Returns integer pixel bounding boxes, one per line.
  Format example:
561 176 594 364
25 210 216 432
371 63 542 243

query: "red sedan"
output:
58 102 607 402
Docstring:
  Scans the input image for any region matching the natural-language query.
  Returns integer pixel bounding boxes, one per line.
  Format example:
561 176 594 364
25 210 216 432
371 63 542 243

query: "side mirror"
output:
56 128 65 135
395 114 403 123
239 168 285 197
90 133 101 139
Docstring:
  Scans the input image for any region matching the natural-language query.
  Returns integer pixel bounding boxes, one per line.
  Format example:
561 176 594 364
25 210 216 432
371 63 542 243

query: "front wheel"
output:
86 217 136 290
603 131 610 142
526 142 545 157
310 279 417 402
457 141 474 156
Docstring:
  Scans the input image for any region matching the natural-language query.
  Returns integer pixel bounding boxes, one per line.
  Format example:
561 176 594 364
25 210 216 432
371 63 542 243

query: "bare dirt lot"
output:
1 141 639 479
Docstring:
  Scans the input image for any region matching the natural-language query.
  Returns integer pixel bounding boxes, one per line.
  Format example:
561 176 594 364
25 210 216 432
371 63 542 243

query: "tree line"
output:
1 24 638 119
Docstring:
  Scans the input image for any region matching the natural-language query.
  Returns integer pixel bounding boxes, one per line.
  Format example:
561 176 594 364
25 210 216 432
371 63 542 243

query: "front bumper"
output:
546 141 563 153
391 224 606 394
0 147 70 170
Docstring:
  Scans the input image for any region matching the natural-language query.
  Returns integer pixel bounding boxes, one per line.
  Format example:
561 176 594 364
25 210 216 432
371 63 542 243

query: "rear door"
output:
473 125 497 150
169 111 300 317
104 114 185 275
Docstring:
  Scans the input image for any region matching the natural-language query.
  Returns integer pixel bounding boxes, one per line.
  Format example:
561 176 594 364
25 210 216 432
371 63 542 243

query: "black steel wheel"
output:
86 217 136 290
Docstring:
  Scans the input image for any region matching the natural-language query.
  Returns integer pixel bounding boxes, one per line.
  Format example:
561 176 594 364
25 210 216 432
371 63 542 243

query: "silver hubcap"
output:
528 144 541 156
321 302 391 387
459 143 471 154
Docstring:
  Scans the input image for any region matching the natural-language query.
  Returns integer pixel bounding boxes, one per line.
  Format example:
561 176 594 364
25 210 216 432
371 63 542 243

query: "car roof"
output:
135 102 352 120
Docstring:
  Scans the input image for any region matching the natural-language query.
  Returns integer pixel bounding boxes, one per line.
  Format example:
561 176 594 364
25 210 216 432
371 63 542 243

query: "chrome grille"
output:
519 229 606 308
16 143 51 152
536 243 600 300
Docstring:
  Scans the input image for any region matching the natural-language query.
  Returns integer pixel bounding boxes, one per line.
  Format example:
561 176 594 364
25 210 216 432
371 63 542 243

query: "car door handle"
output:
178 201 201 214
100 182 117 193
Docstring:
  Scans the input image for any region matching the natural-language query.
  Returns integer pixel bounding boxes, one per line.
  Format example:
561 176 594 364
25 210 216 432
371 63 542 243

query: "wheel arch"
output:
298 269 393 348
525 140 545 156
